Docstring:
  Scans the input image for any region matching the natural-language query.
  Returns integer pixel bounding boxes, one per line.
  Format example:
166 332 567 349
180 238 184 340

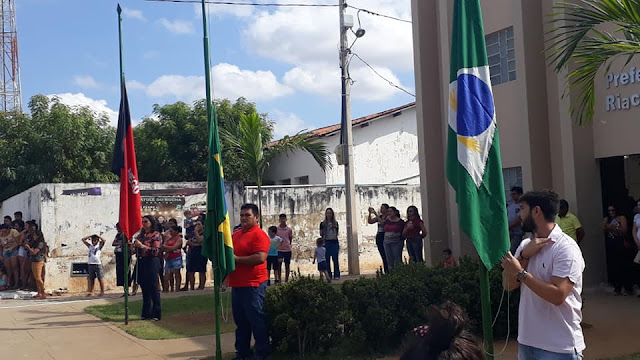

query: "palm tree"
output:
222 112 331 226
546 0 640 125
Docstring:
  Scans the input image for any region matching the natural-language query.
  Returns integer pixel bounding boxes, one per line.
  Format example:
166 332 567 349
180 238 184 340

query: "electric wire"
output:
347 4 411 24
351 52 415 97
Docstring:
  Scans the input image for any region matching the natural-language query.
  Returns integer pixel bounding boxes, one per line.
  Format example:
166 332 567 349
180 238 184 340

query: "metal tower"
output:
0 0 21 113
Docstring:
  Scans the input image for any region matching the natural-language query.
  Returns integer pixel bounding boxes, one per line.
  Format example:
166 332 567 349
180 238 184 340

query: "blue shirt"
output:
268 235 281 256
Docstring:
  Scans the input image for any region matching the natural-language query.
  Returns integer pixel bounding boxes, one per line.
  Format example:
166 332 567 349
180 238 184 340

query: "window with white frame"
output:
486 26 515 85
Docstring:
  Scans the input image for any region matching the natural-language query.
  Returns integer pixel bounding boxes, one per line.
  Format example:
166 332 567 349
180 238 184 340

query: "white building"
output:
264 102 419 185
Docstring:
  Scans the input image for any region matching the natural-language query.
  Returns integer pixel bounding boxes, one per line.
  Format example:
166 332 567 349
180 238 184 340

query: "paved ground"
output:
0 284 638 359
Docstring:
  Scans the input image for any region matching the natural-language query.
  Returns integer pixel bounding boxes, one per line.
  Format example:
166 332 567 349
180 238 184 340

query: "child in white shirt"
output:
312 238 330 283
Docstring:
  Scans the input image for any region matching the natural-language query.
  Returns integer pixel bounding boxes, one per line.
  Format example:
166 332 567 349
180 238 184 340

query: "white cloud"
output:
123 7 146 22
272 110 311 138
158 18 195 35
127 80 147 91
48 93 119 126
73 75 101 89
194 2 254 18
237 0 413 102
283 63 339 96
144 63 292 102
283 61 412 101
243 0 413 70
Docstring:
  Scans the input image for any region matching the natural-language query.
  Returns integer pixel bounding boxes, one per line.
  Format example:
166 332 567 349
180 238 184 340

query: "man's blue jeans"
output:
232 282 269 359
519 344 583 360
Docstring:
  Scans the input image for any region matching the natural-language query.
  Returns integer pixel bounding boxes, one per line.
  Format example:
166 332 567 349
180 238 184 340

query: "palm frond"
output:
545 0 640 125
266 132 332 172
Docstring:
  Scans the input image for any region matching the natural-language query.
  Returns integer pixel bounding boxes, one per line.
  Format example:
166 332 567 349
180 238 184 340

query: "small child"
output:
267 226 282 286
312 238 330 283
0 261 7 291
440 248 457 268
81 234 106 296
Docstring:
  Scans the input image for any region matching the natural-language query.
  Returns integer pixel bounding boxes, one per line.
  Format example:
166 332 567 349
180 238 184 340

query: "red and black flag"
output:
111 83 142 239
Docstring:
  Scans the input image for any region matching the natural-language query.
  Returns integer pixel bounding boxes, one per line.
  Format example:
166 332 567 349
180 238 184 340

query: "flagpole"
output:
479 264 494 358
117 3 130 326
199 1 223 359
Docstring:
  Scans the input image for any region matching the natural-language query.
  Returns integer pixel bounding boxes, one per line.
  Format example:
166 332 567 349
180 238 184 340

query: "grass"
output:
85 293 235 340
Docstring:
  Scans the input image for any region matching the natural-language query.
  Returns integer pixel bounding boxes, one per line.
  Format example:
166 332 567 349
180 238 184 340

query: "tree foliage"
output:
134 97 272 182
546 0 640 125
0 95 117 201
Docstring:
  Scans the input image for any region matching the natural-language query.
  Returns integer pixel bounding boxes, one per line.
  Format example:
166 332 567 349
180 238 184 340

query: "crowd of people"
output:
0 212 48 299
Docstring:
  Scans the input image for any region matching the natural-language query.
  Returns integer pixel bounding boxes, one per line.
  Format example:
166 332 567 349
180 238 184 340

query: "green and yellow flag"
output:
202 105 235 281
446 0 510 268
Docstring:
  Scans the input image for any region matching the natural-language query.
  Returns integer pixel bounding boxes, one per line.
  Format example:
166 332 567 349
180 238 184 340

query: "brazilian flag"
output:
202 105 235 281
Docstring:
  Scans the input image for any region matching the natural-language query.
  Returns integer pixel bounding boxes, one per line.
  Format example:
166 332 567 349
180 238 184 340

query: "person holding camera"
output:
81 234 106 297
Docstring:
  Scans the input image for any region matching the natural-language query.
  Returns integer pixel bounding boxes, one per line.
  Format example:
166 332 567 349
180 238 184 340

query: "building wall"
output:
411 0 612 285
264 106 420 186
245 184 422 274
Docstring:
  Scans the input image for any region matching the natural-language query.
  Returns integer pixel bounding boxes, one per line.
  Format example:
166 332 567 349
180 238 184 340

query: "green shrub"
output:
265 258 519 357
340 258 519 354
265 276 345 356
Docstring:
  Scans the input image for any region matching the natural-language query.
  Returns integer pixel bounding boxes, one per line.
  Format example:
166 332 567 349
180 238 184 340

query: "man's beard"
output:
521 214 536 233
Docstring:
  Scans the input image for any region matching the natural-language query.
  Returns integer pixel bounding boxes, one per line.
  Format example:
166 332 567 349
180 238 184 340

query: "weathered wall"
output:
264 105 420 185
1 182 243 292
245 184 422 275
2 182 420 290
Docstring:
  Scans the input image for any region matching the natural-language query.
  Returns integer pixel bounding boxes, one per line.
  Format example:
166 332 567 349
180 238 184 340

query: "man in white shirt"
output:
501 190 585 360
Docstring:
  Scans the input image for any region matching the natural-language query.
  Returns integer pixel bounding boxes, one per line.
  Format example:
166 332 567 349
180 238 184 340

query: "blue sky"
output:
18 0 414 138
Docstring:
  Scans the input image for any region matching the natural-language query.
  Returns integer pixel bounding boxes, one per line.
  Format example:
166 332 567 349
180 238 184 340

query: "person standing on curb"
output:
229 203 270 360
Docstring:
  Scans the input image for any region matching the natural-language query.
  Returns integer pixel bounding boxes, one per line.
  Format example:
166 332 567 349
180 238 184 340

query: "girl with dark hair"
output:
0 223 21 288
162 225 183 292
401 302 483 360
134 215 163 320
603 204 634 295
319 208 340 280
403 206 428 263
368 204 389 274
183 219 208 291
13 220 27 288
23 222 47 299
383 206 406 269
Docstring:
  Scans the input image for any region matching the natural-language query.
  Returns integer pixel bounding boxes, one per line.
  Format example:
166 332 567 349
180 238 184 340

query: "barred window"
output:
486 26 515 85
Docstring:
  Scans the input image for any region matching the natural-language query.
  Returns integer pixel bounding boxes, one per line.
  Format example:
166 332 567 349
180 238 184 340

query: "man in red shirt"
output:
229 203 270 360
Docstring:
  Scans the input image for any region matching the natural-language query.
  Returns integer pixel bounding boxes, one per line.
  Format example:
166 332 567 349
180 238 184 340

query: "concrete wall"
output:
245 184 422 275
2 182 420 290
0 182 243 292
264 106 420 185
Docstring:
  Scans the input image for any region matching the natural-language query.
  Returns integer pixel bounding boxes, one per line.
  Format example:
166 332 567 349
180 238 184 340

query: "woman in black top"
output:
134 215 163 320
112 222 131 296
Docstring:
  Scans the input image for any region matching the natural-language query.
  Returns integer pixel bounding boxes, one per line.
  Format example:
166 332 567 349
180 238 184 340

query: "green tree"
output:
546 0 640 125
222 112 331 225
134 97 271 182
0 95 117 201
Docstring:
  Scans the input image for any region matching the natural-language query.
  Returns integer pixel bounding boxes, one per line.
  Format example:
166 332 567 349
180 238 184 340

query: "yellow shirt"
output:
556 212 582 242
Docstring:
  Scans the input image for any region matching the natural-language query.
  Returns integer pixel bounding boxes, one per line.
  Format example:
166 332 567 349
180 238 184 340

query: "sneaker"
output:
151 318 160 321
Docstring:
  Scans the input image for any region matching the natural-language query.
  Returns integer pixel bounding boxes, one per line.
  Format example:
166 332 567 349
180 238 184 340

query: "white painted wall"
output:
0 182 241 291
246 184 423 275
264 105 420 185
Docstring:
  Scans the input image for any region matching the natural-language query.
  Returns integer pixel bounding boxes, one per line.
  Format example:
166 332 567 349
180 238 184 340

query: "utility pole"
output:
339 0 360 275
